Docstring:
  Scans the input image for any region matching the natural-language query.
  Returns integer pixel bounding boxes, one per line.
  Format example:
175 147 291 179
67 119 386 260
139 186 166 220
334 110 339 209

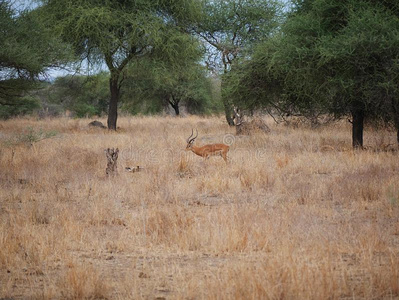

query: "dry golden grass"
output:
0 115 398 299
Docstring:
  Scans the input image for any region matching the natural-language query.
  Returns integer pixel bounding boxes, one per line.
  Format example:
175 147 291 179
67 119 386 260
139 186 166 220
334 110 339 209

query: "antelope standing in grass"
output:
185 129 230 162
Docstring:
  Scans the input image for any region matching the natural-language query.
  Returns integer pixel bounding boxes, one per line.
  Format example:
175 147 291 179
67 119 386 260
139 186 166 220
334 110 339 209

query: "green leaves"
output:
40 0 201 70
0 1 71 114
195 0 281 71
226 0 399 125
38 0 203 127
48 73 110 117
121 44 214 116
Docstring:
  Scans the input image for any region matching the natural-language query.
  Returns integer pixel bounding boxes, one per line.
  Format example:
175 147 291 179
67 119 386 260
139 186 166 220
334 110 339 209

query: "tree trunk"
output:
392 99 399 146
171 103 180 116
221 80 234 126
169 95 180 116
220 66 235 126
351 108 364 149
107 74 119 130
222 98 235 126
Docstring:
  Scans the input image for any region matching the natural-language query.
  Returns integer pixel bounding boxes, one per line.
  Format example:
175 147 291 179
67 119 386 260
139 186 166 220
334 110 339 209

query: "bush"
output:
73 103 98 118
0 96 41 119
36 73 109 118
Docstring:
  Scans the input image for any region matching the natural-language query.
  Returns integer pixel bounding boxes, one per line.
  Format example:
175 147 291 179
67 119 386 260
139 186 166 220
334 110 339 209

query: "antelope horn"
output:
187 129 198 144
187 129 194 143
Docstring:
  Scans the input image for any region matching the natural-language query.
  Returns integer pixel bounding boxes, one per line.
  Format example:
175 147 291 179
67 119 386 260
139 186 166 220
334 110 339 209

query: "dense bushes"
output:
0 96 40 119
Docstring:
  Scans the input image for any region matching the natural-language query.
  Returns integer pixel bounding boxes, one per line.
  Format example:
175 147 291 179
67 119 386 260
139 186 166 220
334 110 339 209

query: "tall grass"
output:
0 116 398 299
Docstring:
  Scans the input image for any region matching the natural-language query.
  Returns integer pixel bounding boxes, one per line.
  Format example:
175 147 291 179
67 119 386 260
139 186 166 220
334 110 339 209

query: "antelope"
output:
185 129 230 162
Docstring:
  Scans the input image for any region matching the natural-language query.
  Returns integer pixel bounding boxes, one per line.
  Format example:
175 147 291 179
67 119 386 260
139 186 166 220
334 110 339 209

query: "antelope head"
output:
186 129 198 150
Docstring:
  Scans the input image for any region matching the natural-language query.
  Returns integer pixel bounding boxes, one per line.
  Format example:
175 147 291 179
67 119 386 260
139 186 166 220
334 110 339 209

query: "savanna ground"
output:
0 115 398 300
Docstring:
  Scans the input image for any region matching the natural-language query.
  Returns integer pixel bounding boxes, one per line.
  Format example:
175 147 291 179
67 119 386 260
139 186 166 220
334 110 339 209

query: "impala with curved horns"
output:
186 129 230 162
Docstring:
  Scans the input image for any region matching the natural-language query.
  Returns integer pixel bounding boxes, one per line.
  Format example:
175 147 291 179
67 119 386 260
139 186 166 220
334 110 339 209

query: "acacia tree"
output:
139 34 210 116
192 0 281 125
121 54 214 116
161 65 213 116
227 0 399 148
0 1 69 115
40 0 200 129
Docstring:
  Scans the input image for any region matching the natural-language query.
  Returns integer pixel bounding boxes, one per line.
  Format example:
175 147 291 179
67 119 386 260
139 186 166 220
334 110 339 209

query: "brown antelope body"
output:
186 129 229 162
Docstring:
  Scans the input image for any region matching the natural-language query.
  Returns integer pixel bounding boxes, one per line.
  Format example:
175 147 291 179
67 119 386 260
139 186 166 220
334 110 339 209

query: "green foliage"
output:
72 103 98 118
0 0 71 120
227 0 399 125
119 29 218 116
18 127 58 146
193 0 281 124
3 127 58 148
39 0 202 128
121 57 217 115
40 0 201 62
0 96 41 119
0 2 44 81
43 73 110 117
195 0 282 71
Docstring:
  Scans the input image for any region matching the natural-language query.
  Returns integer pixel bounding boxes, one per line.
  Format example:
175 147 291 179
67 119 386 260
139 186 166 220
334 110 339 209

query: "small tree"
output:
193 0 281 125
121 43 214 116
155 63 213 116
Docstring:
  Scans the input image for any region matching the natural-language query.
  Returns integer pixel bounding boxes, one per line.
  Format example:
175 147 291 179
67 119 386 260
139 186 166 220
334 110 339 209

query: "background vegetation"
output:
2 0 398 148
225 0 399 147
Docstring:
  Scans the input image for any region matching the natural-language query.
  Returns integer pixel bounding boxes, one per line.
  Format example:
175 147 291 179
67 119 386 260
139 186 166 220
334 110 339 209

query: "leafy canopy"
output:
0 1 69 105
194 0 282 71
40 0 202 70
39 0 202 128
226 0 399 123
121 41 215 115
